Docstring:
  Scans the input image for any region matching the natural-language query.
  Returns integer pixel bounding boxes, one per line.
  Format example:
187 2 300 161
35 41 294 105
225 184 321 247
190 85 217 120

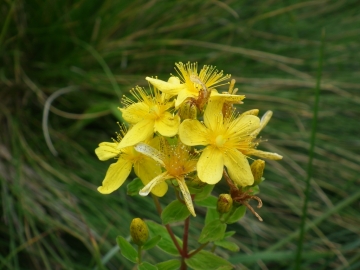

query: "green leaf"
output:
214 239 240 252
224 231 236 238
205 208 219 225
194 184 214 201
143 235 162 250
161 200 190 225
145 221 182 256
127 178 144 196
198 220 226 244
186 250 233 270
225 205 246 224
138 262 158 270
195 196 217 208
116 236 138 263
243 185 260 195
156 259 181 270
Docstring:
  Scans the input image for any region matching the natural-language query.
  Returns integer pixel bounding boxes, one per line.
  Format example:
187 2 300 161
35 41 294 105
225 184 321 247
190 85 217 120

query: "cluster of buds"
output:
95 62 282 217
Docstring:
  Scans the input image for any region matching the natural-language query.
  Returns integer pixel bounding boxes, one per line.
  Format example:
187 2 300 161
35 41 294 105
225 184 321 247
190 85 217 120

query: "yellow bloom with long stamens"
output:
146 62 242 108
95 128 168 196
135 139 198 216
116 86 180 149
179 99 261 187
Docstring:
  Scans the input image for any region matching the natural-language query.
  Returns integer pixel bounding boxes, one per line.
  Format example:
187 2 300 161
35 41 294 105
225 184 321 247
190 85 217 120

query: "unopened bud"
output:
130 218 149 246
217 194 233 214
251 159 265 185
179 101 197 120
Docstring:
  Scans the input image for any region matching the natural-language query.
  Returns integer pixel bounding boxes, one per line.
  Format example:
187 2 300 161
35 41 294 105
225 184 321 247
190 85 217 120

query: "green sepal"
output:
146 221 183 255
195 196 217 208
116 236 137 263
127 178 144 196
156 259 181 270
198 220 226 244
143 235 162 250
138 262 158 270
224 205 246 224
243 184 260 195
161 200 190 225
193 184 214 201
214 239 240 252
185 250 233 270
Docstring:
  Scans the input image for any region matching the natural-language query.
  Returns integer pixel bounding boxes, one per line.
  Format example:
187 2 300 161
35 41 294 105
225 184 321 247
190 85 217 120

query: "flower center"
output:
215 135 226 147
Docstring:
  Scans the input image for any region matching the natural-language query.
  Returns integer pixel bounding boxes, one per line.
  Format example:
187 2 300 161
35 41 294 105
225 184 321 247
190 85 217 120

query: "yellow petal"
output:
97 158 132 194
135 143 166 167
120 102 149 124
154 112 180 137
224 149 254 187
203 99 224 130
134 158 168 197
95 142 120 161
245 149 283 160
139 172 172 196
197 146 224 184
228 115 260 137
177 178 196 217
168 76 181 84
210 90 245 103
174 89 196 108
117 119 154 149
146 77 186 96
251 110 273 137
179 119 208 146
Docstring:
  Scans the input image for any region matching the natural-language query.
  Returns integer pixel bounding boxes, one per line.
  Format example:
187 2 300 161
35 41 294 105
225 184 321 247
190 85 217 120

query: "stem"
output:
183 216 190 256
294 29 325 269
138 245 142 264
188 242 209 258
151 195 183 256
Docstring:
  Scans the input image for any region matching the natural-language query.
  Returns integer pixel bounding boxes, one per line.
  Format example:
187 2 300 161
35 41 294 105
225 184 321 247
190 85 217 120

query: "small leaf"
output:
143 235 162 250
205 208 219 225
161 200 190 225
225 205 246 224
224 231 236 238
195 196 217 208
185 250 233 270
146 221 183 255
214 240 240 252
198 220 226 244
127 178 144 196
138 262 158 270
116 236 138 263
194 184 214 201
156 259 181 270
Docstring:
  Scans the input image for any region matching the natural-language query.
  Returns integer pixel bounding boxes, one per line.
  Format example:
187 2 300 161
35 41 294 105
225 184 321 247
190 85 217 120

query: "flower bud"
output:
217 194 233 214
251 159 265 185
130 218 149 246
179 101 197 120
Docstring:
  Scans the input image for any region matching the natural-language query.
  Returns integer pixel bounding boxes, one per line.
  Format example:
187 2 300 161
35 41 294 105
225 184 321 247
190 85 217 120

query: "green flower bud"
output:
179 101 197 120
251 159 265 185
217 194 233 214
130 218 149 246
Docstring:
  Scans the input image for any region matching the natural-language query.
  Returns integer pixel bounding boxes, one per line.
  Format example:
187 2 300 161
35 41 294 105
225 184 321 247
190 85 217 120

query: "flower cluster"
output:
95 62 282 217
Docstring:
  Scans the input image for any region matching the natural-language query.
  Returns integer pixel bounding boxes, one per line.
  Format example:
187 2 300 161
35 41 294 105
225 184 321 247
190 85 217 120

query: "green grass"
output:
1 0 360 269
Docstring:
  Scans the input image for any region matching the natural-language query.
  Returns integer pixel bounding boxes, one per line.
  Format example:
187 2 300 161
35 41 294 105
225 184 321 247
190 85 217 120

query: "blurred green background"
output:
1 0 360 269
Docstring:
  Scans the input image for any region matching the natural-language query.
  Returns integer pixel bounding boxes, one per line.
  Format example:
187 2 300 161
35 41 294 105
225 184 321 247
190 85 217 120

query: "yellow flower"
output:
116 86 180 149
146 62 240 108
95 129 168 196
179 99 261 187
135 139 198 216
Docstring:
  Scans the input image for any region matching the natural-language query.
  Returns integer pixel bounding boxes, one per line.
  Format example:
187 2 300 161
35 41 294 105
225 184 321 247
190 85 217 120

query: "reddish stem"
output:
151 195 183 256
